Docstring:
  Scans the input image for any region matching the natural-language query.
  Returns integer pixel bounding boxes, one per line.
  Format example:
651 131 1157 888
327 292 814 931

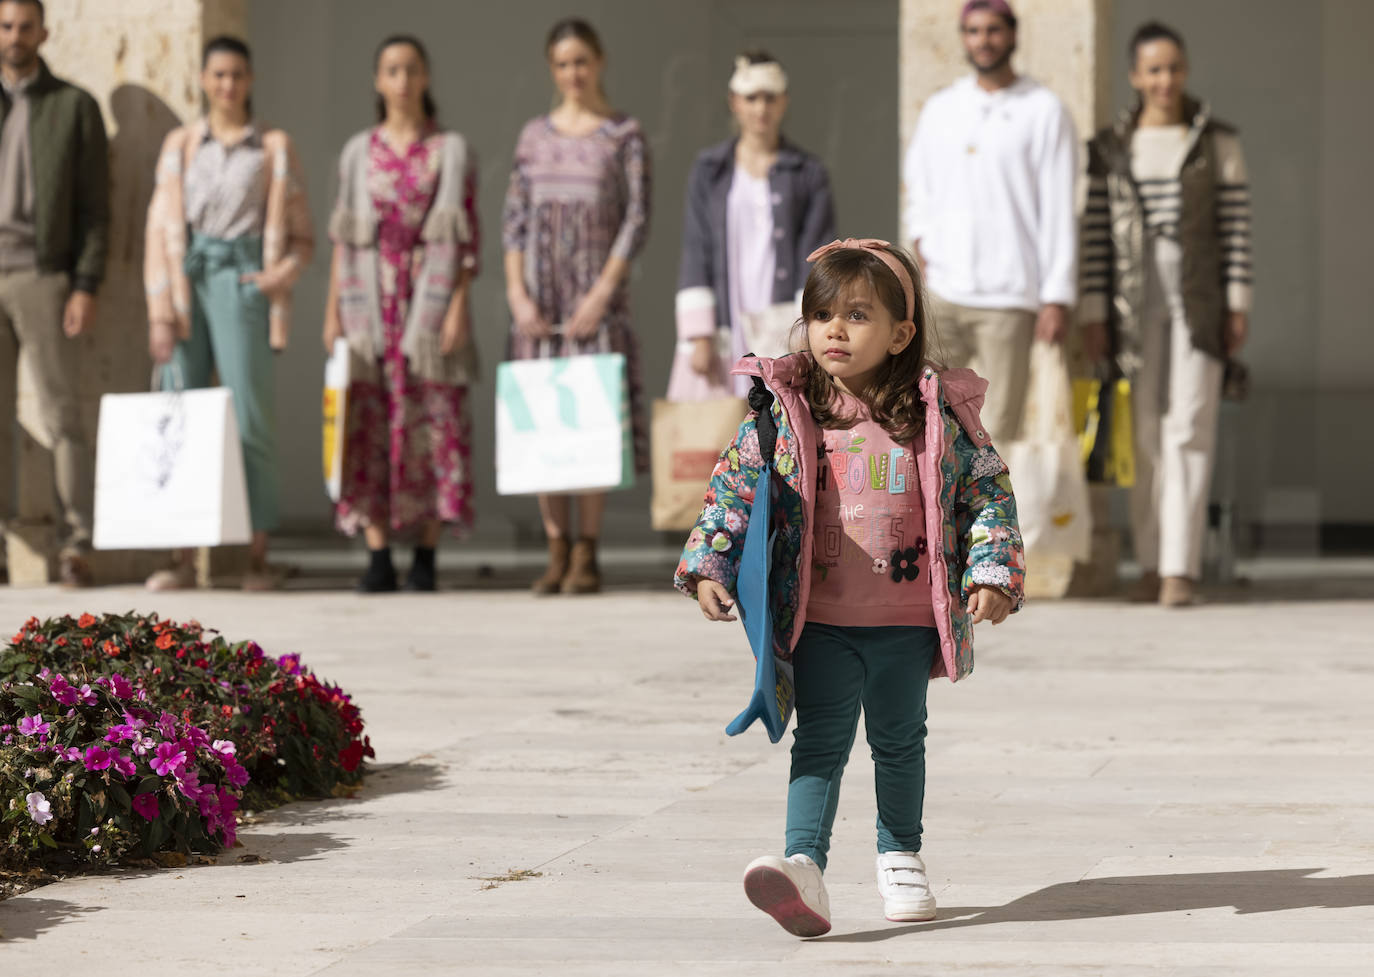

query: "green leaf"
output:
109 782 131 812
38 832 58 849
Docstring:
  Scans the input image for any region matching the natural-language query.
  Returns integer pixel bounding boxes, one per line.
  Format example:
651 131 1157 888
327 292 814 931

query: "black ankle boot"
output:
357 547 398 593
403 546 437 592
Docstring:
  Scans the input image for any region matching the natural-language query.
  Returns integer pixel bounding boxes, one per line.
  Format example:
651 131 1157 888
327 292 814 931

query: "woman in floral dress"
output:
503 17 651 595
324 35 480 593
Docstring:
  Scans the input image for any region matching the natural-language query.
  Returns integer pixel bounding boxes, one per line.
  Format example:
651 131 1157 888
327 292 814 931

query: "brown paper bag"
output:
651 397 749 531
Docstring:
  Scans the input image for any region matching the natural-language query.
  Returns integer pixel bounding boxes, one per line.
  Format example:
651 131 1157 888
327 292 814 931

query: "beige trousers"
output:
0 269 93 555
1129 238 1223 580
926 294 1036 446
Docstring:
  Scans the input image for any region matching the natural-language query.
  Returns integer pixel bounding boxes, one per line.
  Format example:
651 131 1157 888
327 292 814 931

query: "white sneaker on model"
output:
875 851 937 922
743 853 831 937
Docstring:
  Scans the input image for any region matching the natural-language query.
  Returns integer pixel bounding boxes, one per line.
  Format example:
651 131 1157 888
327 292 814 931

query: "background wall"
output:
245 0 900 548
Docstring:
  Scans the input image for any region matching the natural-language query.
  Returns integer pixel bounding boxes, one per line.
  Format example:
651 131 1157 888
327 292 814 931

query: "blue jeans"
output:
785 623 937 871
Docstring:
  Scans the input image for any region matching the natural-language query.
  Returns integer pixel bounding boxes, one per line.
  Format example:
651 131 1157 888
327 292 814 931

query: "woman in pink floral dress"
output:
324 35 480 592
503 18 651 595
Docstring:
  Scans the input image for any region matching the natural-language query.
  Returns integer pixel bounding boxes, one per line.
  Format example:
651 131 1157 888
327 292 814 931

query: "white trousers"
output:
1129 238 1224 579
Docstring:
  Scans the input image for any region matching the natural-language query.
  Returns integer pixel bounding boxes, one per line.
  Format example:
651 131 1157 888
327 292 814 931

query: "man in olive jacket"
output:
0 0 108 586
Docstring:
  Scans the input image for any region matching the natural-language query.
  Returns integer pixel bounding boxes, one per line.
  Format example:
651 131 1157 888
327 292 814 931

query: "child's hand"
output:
697 580 738 622
968 585 1013 625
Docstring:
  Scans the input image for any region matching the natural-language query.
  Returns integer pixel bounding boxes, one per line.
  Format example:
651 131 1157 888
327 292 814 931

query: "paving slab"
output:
0 571 1372 976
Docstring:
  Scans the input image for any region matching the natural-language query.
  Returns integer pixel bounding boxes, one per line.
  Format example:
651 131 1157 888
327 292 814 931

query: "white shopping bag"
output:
322 338 350 502
496 345 633 496
1004 342 1092 562
93 386 251 549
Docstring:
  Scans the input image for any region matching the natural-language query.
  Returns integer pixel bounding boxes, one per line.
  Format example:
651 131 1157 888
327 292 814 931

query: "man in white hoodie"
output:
902 0 1077 444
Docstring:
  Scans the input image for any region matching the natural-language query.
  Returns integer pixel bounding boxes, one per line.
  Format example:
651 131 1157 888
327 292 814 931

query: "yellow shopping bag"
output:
1073 378 1135 488
322 339 349 502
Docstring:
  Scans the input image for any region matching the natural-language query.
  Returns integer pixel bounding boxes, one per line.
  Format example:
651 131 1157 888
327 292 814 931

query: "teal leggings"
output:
785 623 938 871
165 233 278 533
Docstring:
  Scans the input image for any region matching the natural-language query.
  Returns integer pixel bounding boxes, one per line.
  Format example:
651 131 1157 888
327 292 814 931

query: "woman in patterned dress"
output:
323 35 480 593
503 17 651 595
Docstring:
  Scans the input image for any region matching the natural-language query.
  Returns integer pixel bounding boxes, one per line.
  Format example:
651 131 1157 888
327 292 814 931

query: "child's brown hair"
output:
793 244 929 444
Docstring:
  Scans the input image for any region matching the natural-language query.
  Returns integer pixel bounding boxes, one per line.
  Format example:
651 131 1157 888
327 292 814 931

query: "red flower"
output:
56 637 68 647
78 613 97 628
339 740 365 772
103 639 121 657
155 633 176 650
82 637 94 649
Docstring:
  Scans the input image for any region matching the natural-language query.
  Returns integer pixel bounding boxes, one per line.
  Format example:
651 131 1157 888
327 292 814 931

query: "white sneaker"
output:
743 853 831 937
876 851 937 922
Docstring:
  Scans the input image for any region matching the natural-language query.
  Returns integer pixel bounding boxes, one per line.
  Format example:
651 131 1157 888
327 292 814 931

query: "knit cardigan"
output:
144 119 314 350
328 128 479 385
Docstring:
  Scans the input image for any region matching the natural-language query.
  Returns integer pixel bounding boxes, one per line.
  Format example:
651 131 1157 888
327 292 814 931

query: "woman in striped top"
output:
1079 21 1252 608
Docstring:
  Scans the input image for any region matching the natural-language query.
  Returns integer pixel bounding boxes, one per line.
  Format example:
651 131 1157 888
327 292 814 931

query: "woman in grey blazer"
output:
667 51 835 400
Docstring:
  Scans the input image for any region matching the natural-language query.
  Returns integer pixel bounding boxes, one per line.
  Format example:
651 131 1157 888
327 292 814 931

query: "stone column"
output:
6 0 246 585
899 0 1117 598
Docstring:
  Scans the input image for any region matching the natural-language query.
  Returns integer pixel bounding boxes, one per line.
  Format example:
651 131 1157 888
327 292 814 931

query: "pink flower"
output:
131 792 159 821
25 791 53 825
110 751 136 778
17 714 50 738
75 684 98 706
104 723 137 743
49 674 78 706
156 713 177 738
150 742 187 776
84 746 113 771
221 758 250 787
181 726 210 750
56 746 82 762
211 739 236 757
107 674 134 699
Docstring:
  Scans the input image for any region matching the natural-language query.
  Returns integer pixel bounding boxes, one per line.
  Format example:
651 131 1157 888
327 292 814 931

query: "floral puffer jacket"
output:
674 353 1025 682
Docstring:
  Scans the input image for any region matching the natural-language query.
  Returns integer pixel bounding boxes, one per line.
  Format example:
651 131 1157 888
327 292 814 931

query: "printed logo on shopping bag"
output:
145 395 186 490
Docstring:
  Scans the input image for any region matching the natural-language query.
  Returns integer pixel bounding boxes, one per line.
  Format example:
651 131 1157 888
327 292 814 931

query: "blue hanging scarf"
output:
725 375 796 744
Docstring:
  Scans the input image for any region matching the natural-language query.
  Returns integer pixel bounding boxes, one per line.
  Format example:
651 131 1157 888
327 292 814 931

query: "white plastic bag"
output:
1004 342 1092 562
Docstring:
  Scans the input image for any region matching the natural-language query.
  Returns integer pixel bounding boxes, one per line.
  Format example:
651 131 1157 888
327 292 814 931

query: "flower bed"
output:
0 612 372 874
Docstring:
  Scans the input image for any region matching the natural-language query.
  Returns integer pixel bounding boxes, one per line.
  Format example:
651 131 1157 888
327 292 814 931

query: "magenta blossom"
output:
17 714 50 738
150 742 187 776
181 726 210 750
221 758 250 788
104 723 137 743
110 751 136 777
131 792 159 821
84 746 113 771
49 674 78 705
106 674 134 699
75 684 98 705
211 739 236 757
56 745 82 762
156 713 177 739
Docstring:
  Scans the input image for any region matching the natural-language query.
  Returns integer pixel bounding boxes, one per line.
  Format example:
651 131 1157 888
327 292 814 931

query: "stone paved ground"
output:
1 563 1372 975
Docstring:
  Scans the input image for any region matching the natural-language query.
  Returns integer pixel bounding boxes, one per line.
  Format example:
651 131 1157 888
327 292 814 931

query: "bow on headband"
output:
806 238 915 322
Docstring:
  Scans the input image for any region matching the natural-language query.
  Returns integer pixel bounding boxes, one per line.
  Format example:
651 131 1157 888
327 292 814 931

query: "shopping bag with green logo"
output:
496 334 633 496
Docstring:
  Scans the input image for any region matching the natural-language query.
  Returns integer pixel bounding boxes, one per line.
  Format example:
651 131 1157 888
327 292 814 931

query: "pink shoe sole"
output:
743 865 831 937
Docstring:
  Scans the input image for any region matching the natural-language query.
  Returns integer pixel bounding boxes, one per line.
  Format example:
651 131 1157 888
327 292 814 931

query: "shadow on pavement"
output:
0 897 102 941
814 869 1374 943
236 760 446 857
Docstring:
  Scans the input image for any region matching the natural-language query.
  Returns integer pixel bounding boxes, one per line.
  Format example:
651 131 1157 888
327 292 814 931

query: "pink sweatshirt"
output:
808 398 936 628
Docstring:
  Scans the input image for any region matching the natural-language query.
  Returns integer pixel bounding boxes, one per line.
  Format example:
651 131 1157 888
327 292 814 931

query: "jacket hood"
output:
732 352 988 411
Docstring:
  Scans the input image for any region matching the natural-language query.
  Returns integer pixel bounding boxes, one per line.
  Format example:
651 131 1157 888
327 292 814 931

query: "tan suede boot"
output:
531 537 571 595
560 538 601 595
1159 576 1197 608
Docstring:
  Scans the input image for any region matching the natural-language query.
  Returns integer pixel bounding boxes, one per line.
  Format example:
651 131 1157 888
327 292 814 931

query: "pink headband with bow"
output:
806 238 916 321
